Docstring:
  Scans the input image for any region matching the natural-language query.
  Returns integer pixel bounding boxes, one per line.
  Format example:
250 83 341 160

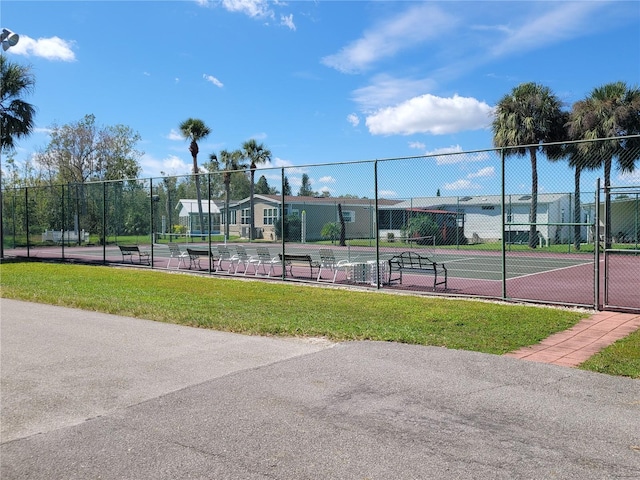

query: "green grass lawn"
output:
0 262 637 378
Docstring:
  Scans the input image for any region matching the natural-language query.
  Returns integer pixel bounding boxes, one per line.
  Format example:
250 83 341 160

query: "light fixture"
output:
1 28 20 51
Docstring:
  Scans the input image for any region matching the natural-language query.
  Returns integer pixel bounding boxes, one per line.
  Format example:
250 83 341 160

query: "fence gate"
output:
600 185 640 312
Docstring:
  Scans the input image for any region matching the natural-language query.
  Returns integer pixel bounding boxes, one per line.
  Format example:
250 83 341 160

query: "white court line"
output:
505 260 593 281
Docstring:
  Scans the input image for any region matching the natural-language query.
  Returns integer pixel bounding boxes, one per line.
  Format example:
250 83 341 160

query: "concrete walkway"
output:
505 311 640 367
2 299 640 479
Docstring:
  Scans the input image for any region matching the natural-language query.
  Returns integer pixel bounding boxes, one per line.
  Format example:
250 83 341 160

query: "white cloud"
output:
468 166 495 178
281 14 296 31
319 176 336 184
409 141 426 150
428 146 490 166
140 154 191 178
617 169 640 185
167 129 183 141
443 179 481 191
10 35 76 61
203 74 224 88
366 94 494 136
221 0 273 19
490 2 604 58
352 74 437 112
347 113 360 127
321 4 456 74
378 189 398 198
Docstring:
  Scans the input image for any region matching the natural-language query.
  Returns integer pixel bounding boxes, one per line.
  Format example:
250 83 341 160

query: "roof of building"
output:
240 194 403 207
382 193 569 210
175 199 222 215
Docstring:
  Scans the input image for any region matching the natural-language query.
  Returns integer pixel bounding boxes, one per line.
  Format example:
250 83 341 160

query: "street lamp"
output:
1 27 20 259
1 28 19 51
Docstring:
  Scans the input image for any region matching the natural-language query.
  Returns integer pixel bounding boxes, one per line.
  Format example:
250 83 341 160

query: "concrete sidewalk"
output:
505 311 640 367
1 299 639 479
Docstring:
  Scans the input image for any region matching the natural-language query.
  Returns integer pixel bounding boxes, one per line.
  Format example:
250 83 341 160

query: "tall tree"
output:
255 175 277 195
492 82 566 248
1 55 36 152
282 176 292 196
298 173 315 196
36 114 142 183
242 139 271 240
567 81 640 248
211 149 246 240
179 118 210 237
1 54 36 258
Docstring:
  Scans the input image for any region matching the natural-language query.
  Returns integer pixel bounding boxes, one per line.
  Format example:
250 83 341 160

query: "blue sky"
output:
3 0 640 199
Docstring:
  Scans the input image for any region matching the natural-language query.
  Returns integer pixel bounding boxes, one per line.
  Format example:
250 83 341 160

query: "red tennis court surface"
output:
4 244 639 312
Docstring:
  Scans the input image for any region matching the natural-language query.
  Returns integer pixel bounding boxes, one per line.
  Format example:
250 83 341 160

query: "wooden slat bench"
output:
278 253 320 279
118 245 150 265
388 251 447 291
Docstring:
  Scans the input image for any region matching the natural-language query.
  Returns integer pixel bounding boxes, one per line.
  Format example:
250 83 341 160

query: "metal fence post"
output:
61 184 65 260
281 167 286 280
102 181 106 263
500 149 507 299
594 178 601 310
374 160 380 288
25 186 30 257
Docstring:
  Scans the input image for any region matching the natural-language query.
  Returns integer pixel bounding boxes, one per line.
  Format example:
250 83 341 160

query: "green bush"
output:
401 215 442 245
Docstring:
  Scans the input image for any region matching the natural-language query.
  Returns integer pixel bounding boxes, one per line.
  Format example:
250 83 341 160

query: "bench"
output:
388 251 447 291
186 247 218 271
119 245 150 265
278 253 320 279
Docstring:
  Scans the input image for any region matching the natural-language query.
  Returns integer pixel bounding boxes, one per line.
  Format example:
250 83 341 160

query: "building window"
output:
241 208 250 225
481 205 495 210
263 208 279 225
285 207 299 217
342 210 355 223
224 210 237 225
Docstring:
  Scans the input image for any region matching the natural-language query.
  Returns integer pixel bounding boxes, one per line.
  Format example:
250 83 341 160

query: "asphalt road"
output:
1 298 639 479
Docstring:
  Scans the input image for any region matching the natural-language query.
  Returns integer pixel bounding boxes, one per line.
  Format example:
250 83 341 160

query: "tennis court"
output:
6 242 638 311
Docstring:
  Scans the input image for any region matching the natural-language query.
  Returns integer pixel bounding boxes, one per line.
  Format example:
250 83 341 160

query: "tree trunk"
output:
249 165 255 241
190 142 205 240
573 165 581 251
528 147 538 249
224 174 230 241
338 203 346 247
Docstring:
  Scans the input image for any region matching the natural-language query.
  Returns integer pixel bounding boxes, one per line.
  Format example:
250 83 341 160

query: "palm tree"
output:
242 139 271 240
1 54 36 258
179 118 210 238
567 82 640 248
1 55 35 151
492 82 566 248
212 149 246 240
553 141 600 250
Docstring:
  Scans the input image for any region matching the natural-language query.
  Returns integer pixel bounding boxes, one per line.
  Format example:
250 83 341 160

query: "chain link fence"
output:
2 137 639 311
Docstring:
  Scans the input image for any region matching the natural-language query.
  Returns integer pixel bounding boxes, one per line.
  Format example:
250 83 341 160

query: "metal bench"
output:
186 247 218 271
118 245 150 265
278 253 320 279
388 251 447 291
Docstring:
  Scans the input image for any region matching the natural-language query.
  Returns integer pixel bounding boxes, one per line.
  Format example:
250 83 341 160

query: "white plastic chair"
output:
232 245 254 275
250 247 280 277
215 245 237 273
317 248 349 282
167 243 189 269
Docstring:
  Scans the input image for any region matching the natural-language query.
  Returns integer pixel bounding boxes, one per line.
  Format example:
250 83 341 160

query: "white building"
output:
175 199 222 235
379 193 573 245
